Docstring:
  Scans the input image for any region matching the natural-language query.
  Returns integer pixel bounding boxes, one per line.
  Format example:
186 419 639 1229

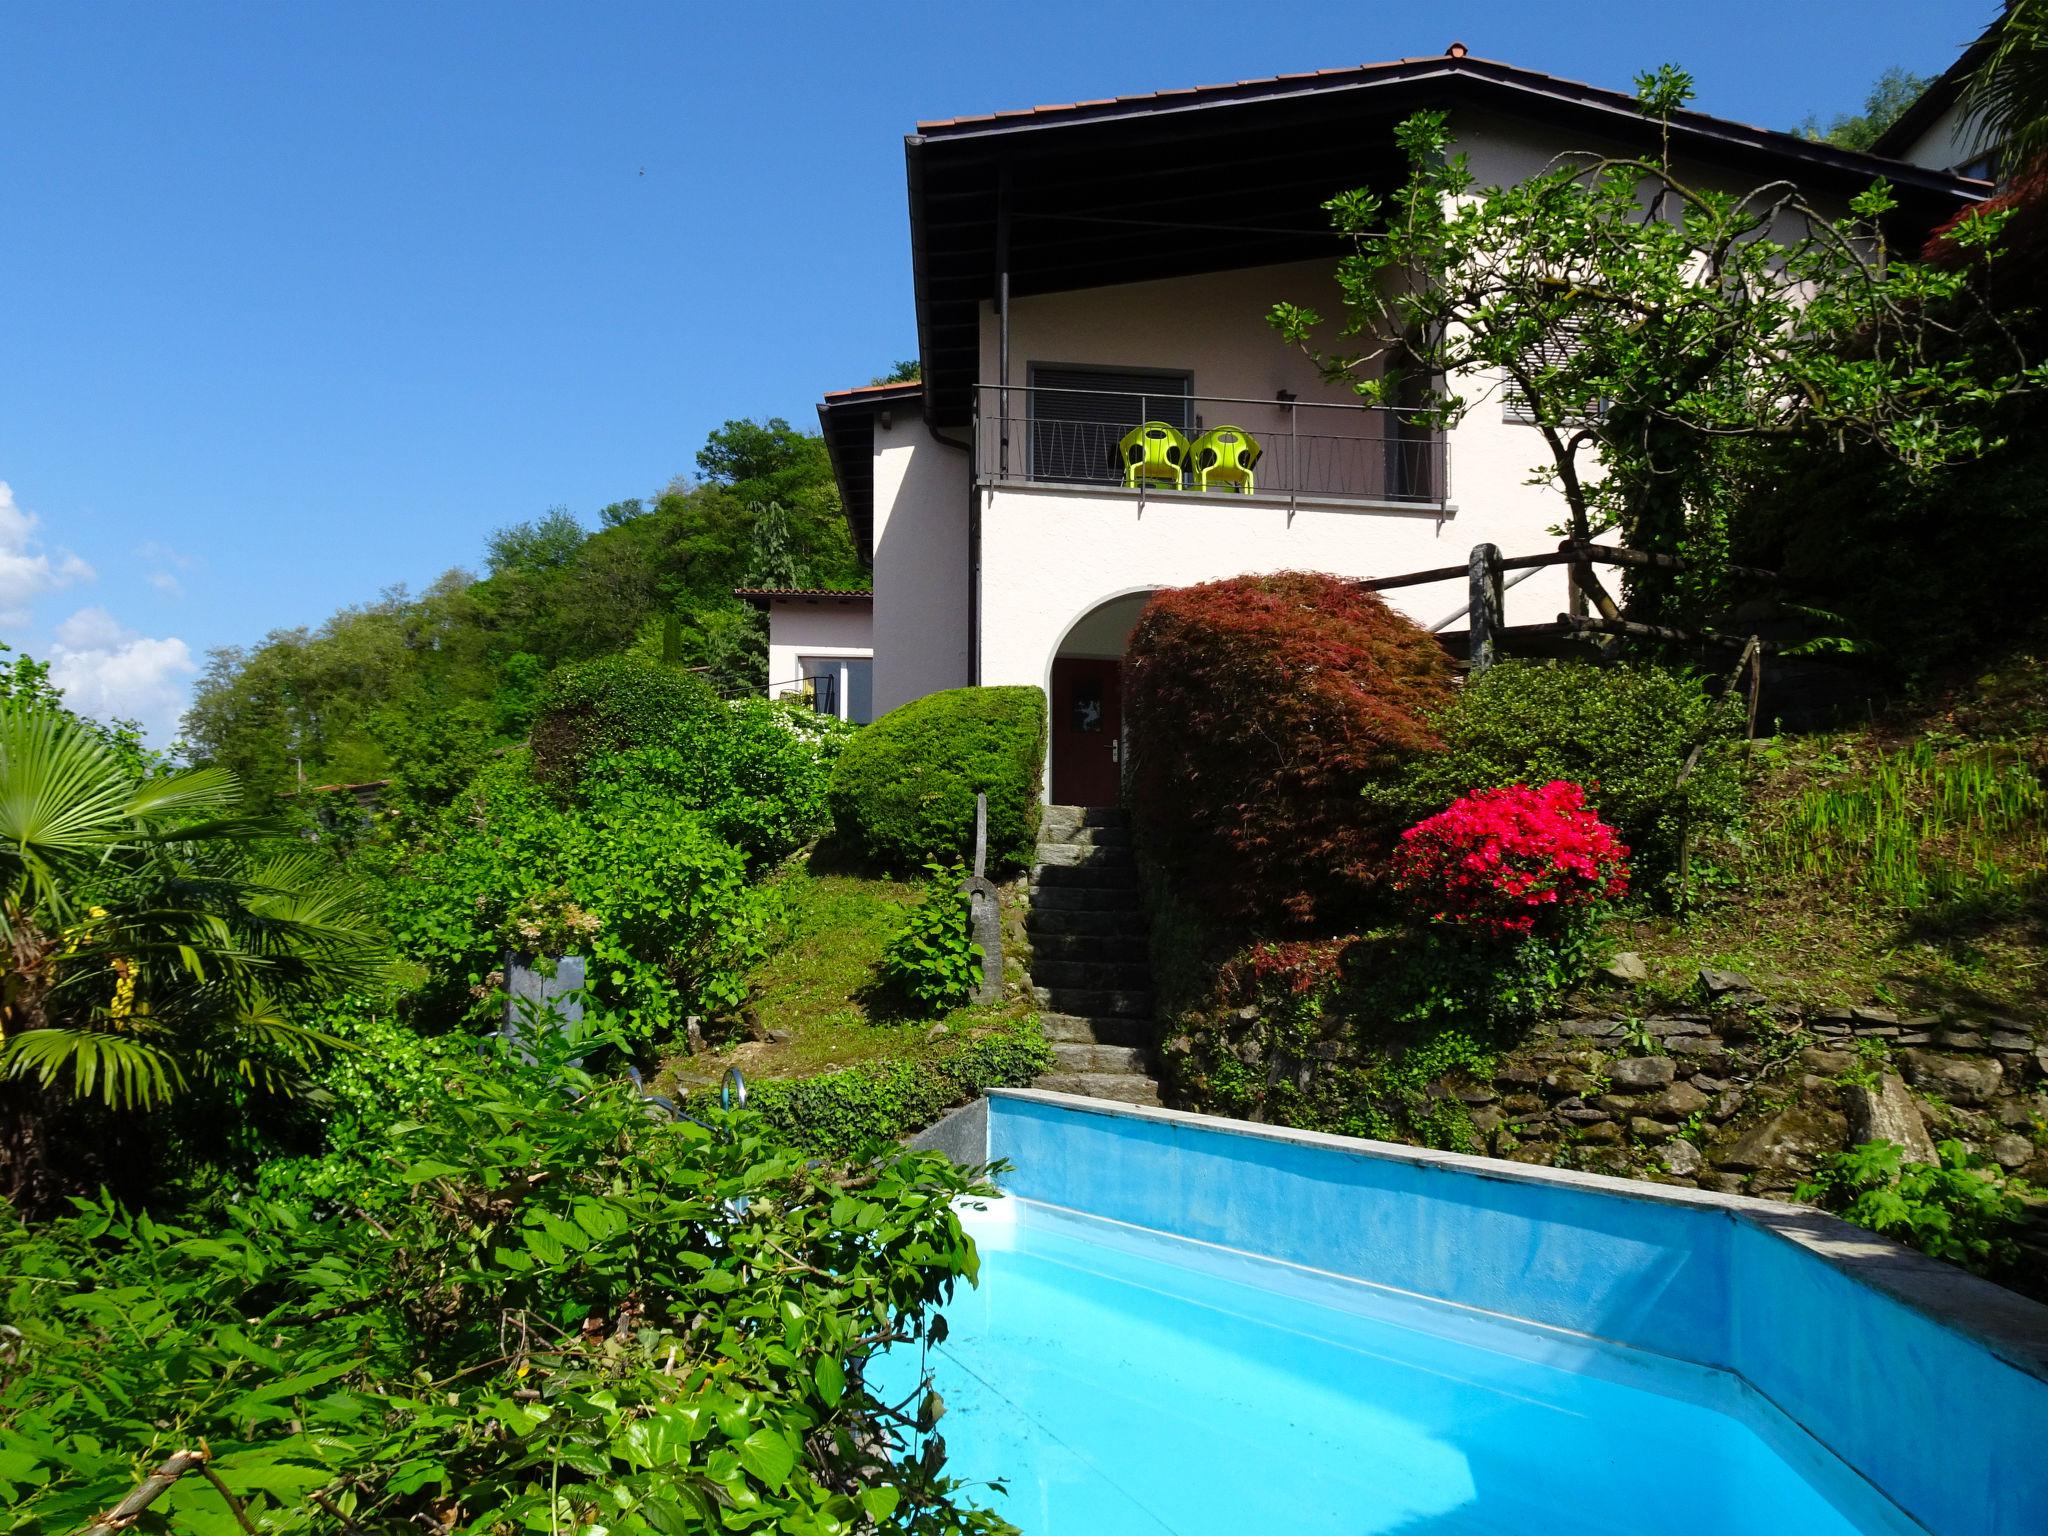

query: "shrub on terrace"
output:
383 755 770 1044
1372 659 1742 899
1124 572 1455 928
531 654 841 865
827 686 1047 873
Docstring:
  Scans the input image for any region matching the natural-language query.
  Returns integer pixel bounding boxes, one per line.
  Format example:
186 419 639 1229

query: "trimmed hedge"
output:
528 654 719 793
712 1017 1051 1157
827 686 1047 872
1126 572 1455 929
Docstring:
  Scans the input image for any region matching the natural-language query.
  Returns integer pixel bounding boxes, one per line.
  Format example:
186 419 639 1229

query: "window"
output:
798 656 873 724
1028 365 1192 483
1501 316 1595 426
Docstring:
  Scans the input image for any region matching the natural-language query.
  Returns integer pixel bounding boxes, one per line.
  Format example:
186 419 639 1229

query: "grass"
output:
659 853 1027 1090
1614 715 2048 1023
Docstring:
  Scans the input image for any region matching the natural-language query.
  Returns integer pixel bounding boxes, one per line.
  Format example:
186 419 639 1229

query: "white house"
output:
1871 21 2002 181
776 46 1979 804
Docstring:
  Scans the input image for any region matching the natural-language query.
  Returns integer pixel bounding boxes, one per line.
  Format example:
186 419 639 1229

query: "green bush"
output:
733 1017 1051 1156
1378 660 1743 896
827 686 1047 872
0 1056 1005 1533
383 754 771 1044
529 653 718 792
1798 1138 2036 1277
878 869 983 1017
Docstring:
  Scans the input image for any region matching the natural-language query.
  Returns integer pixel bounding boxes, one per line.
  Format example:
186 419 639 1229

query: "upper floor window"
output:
1027 364 1193 483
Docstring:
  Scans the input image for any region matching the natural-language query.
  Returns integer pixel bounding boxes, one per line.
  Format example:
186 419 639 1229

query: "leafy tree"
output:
485 507 587 577
744 499 808 589
1962 0 2048 169
598 495 648 527
1271 67 2043 625
873 358 922 384
1797 66 1930 151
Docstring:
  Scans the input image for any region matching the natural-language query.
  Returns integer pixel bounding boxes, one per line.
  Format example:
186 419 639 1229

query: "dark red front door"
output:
1050 657 1122 807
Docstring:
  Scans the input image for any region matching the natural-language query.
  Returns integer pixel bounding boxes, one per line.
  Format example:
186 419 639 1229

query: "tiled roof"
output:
732 587 874 603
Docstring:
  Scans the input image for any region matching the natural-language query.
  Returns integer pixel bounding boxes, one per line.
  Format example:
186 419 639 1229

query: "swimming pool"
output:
890 1090 2048 1536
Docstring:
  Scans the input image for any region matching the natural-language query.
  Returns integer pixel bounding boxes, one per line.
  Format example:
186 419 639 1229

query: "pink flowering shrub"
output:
1391 781 1630 936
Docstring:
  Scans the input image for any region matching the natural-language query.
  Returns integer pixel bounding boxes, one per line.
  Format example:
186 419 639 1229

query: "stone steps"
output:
1050 1041 1150 1074
1025 906 1150 937
1030 959 1153 992
1039 1012 1152 1048
1032 1071 1163 1107
1030 931 1150 964
1026 805 1160 1107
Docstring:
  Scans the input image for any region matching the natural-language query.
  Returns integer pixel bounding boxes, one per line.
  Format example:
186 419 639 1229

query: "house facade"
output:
784 47 1977 804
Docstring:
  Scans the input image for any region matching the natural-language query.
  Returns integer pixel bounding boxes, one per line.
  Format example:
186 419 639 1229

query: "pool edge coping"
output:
950 1087 2048 1387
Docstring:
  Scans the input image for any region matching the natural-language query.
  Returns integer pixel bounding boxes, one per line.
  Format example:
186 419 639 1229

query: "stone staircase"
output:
1026 805 1161 1105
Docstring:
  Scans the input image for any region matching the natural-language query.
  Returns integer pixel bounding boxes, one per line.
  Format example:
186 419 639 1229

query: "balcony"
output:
972 383 1449 510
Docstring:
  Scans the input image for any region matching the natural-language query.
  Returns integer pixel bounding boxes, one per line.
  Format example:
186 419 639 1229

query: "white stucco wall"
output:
765 600 873 696
1887 99 1993 177
970 247 1583 694
870 412 972 714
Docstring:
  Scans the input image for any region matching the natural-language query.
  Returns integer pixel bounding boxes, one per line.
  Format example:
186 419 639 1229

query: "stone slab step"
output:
1032 862 1141 891
1037 822 1130 851
1039 1012 1152 1047
1029 931 1150 964
1032 959 1152 992
1025 906 1149 937
1051 1041 1150 1074
1040 805 1130 840
1033 841 1137 869
1029 884 1142 913
1033 1071 1162 1106
1034 985 1153 1019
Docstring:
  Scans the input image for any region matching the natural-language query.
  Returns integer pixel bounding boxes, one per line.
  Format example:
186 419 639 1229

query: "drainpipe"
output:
979 156 1012 688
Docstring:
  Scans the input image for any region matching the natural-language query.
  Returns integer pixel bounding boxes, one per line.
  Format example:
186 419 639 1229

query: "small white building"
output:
1871 23 2002 181
788 46 1978 804
736 588 875 723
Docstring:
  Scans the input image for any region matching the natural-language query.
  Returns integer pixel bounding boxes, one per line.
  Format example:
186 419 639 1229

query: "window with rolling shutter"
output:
1027 364 1192 483
1500 317 1594 426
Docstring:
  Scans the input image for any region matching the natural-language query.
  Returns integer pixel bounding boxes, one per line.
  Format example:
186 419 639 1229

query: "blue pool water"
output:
883 1197 1924 1536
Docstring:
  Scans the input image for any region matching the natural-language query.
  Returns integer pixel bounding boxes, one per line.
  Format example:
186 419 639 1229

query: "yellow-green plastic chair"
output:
1191 425 1261 493
1115 421 1190 490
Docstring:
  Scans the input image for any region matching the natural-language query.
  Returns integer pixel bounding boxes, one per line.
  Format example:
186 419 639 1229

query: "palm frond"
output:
1960 0 2048 168
124 763 244 821
0 1027 181 1110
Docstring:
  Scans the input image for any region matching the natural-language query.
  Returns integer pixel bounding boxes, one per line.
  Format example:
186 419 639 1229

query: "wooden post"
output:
962 792 1002 1006
1468 542 1504 674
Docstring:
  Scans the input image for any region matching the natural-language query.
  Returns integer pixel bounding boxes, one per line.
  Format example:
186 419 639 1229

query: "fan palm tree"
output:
1962 0 2048 172
0 699 385 1113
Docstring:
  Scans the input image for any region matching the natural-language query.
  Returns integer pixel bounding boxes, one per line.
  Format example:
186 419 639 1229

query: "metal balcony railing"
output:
972 384 1449 507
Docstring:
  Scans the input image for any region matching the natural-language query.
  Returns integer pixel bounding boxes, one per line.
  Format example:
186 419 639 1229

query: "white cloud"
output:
48 607 197 748
0 482 94 625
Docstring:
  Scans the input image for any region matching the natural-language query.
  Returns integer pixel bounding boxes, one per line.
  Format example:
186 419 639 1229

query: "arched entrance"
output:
1045 589 1155 808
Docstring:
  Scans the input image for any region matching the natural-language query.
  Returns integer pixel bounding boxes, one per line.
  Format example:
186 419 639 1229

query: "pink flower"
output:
1389 781 1629 937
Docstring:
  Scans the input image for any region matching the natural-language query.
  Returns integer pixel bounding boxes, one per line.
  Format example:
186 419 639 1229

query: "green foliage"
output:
1126 572 1454 929
1273 82 2042 624
1764 739 2046 919
1796 66 1930 151
1799 1138 2035 1276
733 1017 1051 1157
183 418 863 799
485 507 587 577
0 700 385 1118
1961 0 2048 169
0 1056 1010 1534
529 654 722 795
878 869 982 1018
1378 660 1745 896
381 755 771 1044
828 688 1047 874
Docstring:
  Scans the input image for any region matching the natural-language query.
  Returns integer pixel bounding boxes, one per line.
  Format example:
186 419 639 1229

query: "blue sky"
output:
0 0 1992 742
